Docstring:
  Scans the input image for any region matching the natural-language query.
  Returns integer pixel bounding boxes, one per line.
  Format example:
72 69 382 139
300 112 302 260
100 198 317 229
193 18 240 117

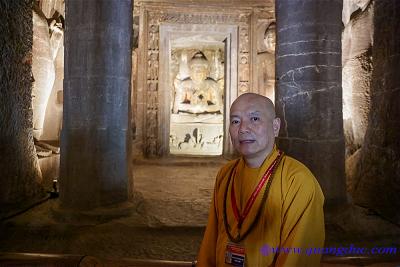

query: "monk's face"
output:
229 94 280 164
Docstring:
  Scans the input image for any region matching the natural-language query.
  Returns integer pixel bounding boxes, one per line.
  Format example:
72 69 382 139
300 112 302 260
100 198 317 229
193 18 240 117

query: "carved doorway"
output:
159 24 238 157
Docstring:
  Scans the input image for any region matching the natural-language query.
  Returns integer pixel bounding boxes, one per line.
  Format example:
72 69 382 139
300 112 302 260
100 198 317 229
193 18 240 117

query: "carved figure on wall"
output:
147 138 157 156
149 24 159 50
147 91 157 110
31 11 64 140
239 54 249 82
148 81 158 91
257 22 276 101
148 52 159 80
239 27 249 53
177 128 204 149
172 52 223 114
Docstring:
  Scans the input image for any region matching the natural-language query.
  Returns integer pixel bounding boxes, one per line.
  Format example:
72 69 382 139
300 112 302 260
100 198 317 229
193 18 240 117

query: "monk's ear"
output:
273 118 280 137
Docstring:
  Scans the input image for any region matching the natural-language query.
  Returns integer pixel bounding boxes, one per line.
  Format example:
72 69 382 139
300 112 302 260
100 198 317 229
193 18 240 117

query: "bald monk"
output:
197 93 325 267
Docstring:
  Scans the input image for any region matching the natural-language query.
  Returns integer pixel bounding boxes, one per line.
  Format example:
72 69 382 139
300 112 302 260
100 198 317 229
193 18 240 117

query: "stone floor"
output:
1 159 400 266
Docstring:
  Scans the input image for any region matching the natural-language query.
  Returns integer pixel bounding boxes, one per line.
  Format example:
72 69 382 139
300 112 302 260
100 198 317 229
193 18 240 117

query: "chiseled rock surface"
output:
0 0 45 214
352 0 400 225
342 2 373 153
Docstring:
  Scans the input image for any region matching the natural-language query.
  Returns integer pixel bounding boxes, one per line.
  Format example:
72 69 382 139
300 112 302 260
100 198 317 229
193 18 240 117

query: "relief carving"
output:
257 22 276 100
239 81 249 94
147 52 159 80
169 125 223 155
145 20 160 156
148 81 158 91
147 91 157 110
147 110 157 136
238 25 250 93
239 13 250 23
239 54 249 82
143 8 252 156
146 137 157 156
148 24 159 50
172 51 223 114
158 12 243 24
239 26 249 53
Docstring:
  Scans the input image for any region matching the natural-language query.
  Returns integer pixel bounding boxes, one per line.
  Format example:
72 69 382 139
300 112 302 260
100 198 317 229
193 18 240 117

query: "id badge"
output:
225 242 245 267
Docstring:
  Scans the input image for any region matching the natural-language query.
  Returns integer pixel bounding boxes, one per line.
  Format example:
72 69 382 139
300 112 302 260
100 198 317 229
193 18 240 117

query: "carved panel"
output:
256 14 276 100
147 51 159 80
143 7 251 157
155 12 244 24
145 19 160 157
239 53 250 82
169 120 224 156
238 18 250 94
239 81 249 94
148 24 159 50
239 26 250 53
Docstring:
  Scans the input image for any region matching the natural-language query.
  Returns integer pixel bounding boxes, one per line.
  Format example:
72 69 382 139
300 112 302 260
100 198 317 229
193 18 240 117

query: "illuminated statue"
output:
257 22 276 101
31 12 64 139
172 52 223 114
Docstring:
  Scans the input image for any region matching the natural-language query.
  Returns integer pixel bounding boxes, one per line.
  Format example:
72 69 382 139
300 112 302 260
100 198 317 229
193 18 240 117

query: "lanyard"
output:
230 151 282 229
223 150 284 243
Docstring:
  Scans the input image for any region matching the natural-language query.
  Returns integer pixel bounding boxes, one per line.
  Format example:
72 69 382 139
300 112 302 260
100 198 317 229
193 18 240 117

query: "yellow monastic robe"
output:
197 145 325 267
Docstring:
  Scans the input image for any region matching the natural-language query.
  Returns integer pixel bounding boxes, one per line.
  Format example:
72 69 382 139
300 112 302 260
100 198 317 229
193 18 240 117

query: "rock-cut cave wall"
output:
350 0 400 225
342 1 373 195
0 0 45 214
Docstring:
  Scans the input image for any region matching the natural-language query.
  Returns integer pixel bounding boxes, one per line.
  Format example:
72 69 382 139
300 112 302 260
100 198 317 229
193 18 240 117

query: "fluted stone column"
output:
275 0 346 205
60 0 133 210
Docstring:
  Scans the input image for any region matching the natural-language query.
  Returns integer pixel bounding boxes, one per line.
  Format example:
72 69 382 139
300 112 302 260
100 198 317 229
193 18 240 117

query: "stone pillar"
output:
60 0 133 210
0 0 45 214
275 0 346 205
353 0 400 225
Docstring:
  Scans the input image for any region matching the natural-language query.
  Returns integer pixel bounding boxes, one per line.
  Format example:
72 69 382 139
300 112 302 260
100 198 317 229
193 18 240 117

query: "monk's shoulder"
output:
280 155 319 193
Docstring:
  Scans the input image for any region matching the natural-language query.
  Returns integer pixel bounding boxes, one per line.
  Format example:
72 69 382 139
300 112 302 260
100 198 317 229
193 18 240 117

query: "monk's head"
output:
229 93 280 167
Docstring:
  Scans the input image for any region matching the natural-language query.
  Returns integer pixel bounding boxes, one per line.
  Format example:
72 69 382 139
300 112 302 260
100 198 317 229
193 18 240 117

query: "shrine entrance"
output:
158 24 238 157
166 30 227 156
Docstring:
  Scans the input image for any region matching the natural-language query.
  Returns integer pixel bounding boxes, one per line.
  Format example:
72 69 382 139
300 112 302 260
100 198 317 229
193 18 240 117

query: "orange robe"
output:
197 145 325 267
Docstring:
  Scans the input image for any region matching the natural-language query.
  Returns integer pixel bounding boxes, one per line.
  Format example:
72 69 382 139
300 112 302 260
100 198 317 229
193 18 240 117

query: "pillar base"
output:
51 199 139 224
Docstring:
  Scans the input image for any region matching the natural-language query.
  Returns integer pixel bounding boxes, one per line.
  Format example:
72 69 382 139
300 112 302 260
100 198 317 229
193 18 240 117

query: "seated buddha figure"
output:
172 52 223 114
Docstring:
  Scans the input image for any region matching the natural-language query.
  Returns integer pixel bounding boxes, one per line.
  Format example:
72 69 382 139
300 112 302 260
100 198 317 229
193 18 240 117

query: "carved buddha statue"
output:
172 52 223 114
